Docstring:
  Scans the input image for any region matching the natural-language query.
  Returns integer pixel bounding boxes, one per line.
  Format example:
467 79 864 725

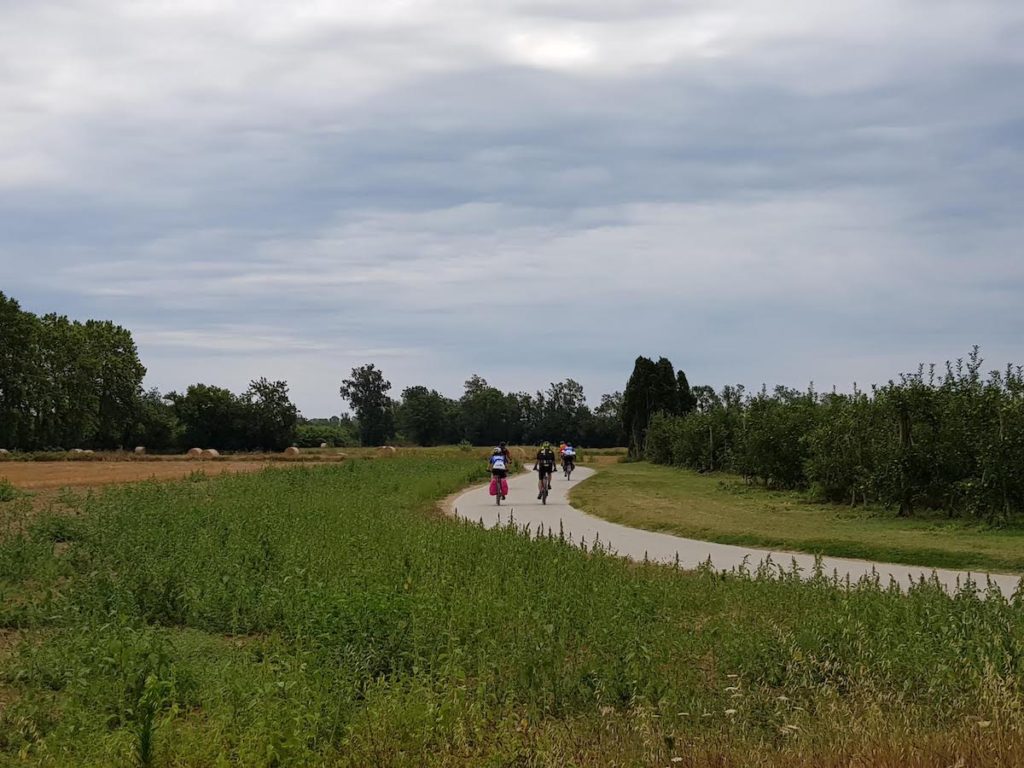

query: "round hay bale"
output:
134 446 146 455
187 447 203 458
0 448 9 456
284 446 300 456
83 450 94 455
319 442 329 449
70 448 84 454
377 446 397 457
201 448 220 459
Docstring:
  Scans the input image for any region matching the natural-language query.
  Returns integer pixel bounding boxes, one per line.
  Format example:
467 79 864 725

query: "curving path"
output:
451 466 1022 597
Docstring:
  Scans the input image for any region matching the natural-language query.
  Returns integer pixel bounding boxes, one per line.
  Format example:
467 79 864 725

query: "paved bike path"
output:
451 466 1022 597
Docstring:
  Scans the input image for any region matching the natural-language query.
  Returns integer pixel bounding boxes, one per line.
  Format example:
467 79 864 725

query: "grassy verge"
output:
572 461 1024 573
0 455 1022 766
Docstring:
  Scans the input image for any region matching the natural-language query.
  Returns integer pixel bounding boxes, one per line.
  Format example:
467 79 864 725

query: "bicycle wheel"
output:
495 476 501 506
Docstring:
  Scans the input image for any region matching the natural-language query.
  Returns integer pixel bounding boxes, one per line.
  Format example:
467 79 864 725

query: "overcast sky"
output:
2 1 1022 416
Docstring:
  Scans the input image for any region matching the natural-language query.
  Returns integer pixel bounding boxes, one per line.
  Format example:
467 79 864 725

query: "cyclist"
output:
562 443 577 476
533 441 557 499
489 447 509 500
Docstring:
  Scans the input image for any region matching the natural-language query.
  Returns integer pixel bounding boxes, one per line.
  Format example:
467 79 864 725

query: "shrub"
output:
647 351 1024 520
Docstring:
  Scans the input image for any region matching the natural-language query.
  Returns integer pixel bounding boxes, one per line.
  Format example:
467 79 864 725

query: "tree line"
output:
0 292 302 451
1 292 146 450
338 364 626 448
640 349 1024 522
0 293 625 452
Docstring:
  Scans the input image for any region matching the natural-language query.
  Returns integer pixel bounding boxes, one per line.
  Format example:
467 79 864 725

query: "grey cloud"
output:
2 0 1023 415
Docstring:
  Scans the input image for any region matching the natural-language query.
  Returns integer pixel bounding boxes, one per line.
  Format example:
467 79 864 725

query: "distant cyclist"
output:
562 443 577 478
489 448 509 500
533 441 557 499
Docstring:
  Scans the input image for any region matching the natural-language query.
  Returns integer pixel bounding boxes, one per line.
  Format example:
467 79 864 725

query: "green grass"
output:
572 461 1024 573
0 456 1022 766
0 479 16 503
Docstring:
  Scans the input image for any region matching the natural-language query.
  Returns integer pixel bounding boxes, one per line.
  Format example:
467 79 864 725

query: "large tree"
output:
0 295 146 450
652 357 679 415
244 378 299 451
587 391 626 447
0 293 37 448
622 356 657 457
340 364 395 446
677 370 697 414
34 314 96 448
168 384 245 450
85 319 147 448
129 389 182 449
623 356 689 456
460 375 511 446
398 386 458 446
535 379 589 443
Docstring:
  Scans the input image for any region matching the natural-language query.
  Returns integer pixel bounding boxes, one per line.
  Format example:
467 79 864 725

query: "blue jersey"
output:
489 455 507 471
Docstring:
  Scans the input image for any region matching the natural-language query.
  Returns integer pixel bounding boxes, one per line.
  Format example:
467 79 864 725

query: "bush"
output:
294 423 358 448
646 350 1024 520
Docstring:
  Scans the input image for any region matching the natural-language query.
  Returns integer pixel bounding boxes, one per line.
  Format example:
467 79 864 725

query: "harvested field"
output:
0 460 309 491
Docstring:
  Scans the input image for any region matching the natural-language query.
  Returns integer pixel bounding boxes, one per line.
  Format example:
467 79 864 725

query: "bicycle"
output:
493 472 507 506
563 457 575 480
536 467 553 504
496 476 501 506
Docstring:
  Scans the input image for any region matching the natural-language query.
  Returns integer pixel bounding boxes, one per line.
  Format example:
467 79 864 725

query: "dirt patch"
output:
0 461 314 491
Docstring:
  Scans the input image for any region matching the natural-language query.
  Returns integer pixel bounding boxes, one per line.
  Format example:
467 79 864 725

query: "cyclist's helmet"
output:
542 441 551 449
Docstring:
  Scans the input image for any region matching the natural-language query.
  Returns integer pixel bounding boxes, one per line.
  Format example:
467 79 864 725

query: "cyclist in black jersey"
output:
533 442 557 499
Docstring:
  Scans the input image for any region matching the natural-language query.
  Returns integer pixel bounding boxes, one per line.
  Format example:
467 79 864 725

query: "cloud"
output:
1 0 1023 415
